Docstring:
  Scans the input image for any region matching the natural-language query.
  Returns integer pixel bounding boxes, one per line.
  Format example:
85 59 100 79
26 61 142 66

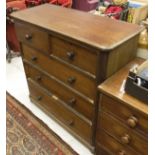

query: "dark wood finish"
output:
15 22 49 53
22 44 96 100
24 62 94 121
100 94 148 136
13 5 143 79
98 58 147 113
28 79 93 145
96 131 141 155
12 4 143 50
97 58 148 155
96 144 112 155
99 58 148 135
105 36 139 78
98 111 147 154
11 4 143 151
50 35 98 75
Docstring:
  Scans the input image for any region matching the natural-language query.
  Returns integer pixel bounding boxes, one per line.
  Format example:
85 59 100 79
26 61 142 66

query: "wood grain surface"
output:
12 4 143 50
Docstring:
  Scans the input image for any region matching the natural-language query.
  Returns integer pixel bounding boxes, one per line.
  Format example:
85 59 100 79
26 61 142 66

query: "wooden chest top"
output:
98 58 148 115
11 4 143 51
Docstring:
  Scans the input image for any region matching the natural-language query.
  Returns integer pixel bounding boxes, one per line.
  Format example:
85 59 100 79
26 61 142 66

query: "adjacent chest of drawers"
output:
96 58 148 155
12 4 142 150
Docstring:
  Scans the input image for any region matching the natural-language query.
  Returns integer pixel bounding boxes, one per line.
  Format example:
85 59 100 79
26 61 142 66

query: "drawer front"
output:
100 94 148 135
15 22 49 53
96 131 140 155
98 111 147 154
23 44 96 100
50 36 97 75
24 63 94 120
28 79 93 144
96 144 112 155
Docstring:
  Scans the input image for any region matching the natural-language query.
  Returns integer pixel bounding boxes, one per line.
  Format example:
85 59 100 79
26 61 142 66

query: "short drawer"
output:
100 94 148 136
24 63 94 121
23 44 96 100
15 22 49 53
98 111 147 155
50 36 98 75
96 131 141 155
28 79 93 144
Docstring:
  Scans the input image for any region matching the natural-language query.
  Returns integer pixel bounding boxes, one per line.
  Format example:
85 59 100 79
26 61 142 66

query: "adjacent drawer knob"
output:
121 134 131 144
37 96 42 101
127 116 138 128
68 98 76 107
67 51 75 60
31 56 37 61
67 120 74 126
67 76 76 84
25 34 32 40
118 150 126 155
36 75 42 81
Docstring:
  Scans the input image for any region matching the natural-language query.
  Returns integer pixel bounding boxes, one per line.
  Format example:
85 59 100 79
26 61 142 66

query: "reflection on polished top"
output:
11 4 143 50
98 58 148 115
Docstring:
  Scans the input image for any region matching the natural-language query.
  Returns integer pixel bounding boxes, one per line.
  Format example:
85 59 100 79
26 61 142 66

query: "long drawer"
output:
98 111 147 155
50 35 98 75
28 79 93 145
96 130 141 155
100 94 148 136
23 44 96 100
24 62 94 120
96 144 111 155
15 22 49 53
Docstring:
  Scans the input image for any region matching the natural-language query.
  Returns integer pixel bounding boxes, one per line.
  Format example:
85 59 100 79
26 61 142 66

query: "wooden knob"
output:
67 76 76 84
121 134 131 144
31 56 37 61
37 96 42 101
25 34 32 40
127 116 138 128
67 51 75 60
67 120 74 126
36 76 42 81
118 150 126 155
68 98 76 107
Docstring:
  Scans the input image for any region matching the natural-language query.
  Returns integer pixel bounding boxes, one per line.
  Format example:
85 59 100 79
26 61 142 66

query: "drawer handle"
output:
127 116 138 128
68 98 76 107
31 56 37 61
67 77 76 85
118 150 126 155
66 120 74 126
67 51 75 60
37 96 42 101
121 134 131 144
25 34 32 40
36 75 42 81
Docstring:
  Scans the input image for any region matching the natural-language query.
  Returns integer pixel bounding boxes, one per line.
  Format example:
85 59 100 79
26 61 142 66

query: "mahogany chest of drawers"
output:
97 58 148 155
12 4 143 150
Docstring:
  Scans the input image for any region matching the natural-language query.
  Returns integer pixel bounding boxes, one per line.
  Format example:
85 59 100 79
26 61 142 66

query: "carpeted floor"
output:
6 93 78 155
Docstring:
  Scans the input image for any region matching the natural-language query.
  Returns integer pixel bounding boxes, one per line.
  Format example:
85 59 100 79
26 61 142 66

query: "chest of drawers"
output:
96 58 148 155
12 4 143 151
